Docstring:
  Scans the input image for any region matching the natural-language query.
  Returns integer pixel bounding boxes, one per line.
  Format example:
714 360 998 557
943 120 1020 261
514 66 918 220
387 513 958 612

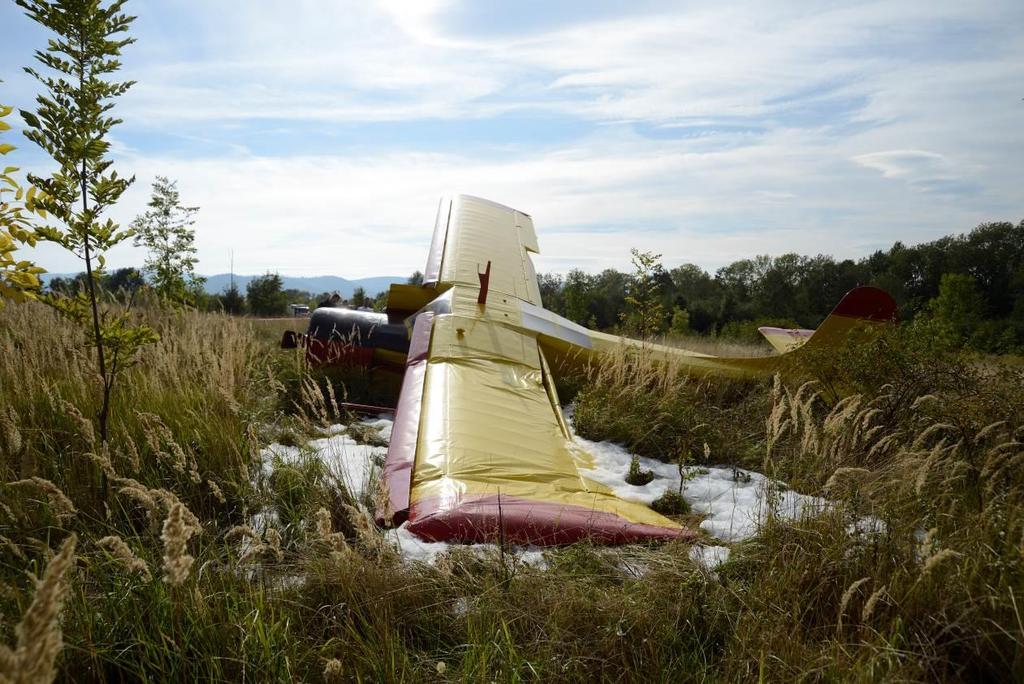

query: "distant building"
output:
290 304 310 316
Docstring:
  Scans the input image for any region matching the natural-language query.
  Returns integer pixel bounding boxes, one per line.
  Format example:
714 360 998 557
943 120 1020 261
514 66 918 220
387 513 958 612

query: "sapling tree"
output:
0 96 46 305
625 454 654 486
131 176 204 304
18 0 157 446
621 248 666 339
669 305 690 336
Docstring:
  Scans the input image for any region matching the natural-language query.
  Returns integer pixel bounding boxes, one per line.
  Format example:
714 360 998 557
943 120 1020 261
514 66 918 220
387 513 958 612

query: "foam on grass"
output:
265 411 828 568
260 417 390 500
572 431 826 543
384 522 547 568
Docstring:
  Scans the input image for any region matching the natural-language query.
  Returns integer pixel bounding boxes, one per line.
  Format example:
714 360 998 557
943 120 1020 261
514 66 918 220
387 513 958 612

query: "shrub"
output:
650 490 689 515
624 454 654 486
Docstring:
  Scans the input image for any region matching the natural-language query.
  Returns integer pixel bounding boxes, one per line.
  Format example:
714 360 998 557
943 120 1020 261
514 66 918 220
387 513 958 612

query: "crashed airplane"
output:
283 195 897 546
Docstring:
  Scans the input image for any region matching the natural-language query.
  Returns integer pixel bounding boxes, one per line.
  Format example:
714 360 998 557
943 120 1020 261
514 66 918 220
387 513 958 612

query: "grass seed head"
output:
837 576 871 627
8 478 76 519
0 535 24 561
922 548 962 577
59 401 95 450
0 407 22 457
88 443 117 479
3 534 77 684
116 484 160 523
323 658 343 680
861 584 887 622
265 528 283 562
207 479 226 504
225 525 256 543
97 536 152 582
161 503 197 586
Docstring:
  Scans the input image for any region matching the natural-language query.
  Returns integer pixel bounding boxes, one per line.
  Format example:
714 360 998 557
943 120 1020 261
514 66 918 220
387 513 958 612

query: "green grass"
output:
2 300 1024 682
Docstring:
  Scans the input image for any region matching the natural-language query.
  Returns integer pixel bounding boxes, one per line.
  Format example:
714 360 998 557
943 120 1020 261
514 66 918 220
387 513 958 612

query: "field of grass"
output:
2 300 1023 682
656 334 774 359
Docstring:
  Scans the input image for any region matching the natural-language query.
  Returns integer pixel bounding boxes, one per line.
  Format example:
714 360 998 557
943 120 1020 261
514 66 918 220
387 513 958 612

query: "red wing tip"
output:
405 495 695 546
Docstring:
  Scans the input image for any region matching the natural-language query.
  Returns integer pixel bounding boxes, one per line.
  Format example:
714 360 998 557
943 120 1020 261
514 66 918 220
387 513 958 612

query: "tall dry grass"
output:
1 299 1023 681
569 341 769 465
569 323 1024 680
657 333 773 358
0 301 272 522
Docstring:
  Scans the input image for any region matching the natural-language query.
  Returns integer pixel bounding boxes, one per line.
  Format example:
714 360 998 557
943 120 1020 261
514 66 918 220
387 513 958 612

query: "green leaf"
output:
18 110 40 129
0 144 14 155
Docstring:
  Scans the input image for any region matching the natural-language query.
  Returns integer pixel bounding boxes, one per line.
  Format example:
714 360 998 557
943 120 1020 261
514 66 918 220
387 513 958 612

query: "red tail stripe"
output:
830 286 898 322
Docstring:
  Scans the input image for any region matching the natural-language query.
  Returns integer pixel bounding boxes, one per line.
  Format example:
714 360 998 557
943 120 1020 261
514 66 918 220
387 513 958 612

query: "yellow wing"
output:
402 307 688 543
380 195 896 544
383 196 689 543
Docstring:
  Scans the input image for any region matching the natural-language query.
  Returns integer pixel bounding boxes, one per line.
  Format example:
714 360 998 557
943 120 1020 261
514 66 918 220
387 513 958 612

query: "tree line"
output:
44 219 1024 351
538 220 1024 354
47 268 390 318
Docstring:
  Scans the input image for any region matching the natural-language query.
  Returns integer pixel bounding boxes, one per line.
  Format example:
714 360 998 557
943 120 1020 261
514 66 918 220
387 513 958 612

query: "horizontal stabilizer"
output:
757 326 815 354
758 286 898 354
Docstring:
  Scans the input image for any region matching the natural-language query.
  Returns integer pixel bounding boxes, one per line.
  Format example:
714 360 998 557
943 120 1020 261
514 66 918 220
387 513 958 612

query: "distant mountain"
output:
39 272 406 299
201 274 405 299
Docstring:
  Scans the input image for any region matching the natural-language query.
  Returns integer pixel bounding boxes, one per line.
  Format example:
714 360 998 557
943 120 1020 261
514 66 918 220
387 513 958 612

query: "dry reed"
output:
160 503 197 586
0 535 77 684
96 536 152 582
6 478 75 519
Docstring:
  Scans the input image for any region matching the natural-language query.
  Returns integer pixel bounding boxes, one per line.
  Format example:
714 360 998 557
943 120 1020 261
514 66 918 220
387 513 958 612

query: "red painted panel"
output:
407 494 694 546
830 286 898 322
305 339 375 367
376 312 435 525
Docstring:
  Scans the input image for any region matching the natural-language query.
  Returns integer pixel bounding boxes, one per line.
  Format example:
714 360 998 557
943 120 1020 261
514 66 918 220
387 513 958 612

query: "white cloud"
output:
23 121 1003 278
853 149 949 178
7 0 1023 278
113 0 1023 128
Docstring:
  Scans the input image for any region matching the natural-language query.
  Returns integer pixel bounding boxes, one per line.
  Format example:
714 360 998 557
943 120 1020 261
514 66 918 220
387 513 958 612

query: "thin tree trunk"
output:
77 39 110 502
76 37 109 444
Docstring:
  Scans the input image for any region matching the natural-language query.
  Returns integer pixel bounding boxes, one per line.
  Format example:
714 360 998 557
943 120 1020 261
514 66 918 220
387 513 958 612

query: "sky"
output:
1 0 1022 280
